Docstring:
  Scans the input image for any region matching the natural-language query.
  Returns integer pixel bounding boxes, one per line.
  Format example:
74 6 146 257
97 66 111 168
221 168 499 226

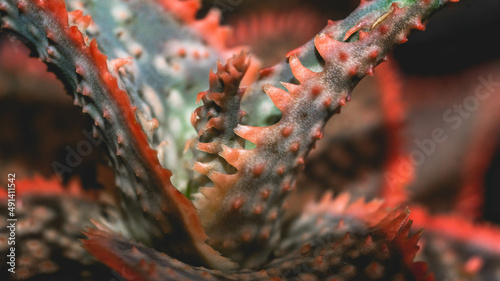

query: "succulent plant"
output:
1 0 499 280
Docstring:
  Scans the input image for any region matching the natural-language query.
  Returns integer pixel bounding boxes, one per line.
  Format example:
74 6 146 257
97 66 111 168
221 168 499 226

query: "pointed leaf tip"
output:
289 55 316 83
264 84 293 112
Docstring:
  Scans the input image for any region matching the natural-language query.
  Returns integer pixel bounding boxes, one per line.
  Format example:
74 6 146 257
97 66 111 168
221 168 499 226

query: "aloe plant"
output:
4 0 497 280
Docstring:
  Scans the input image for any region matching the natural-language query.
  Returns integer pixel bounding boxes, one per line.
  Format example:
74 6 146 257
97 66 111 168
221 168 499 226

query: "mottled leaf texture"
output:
0 0 468 280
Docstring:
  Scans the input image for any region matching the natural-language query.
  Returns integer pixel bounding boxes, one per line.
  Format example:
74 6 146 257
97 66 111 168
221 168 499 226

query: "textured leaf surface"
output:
0 0 233 269
191 0 458 268
0 177 118 280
